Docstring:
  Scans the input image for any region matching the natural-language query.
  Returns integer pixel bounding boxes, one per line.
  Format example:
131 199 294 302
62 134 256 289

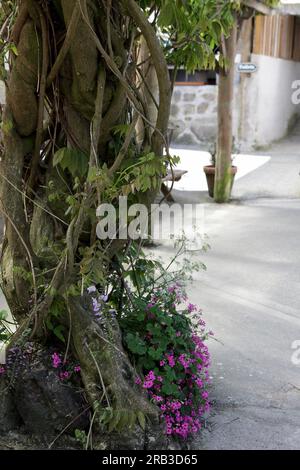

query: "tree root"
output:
69 295 158 426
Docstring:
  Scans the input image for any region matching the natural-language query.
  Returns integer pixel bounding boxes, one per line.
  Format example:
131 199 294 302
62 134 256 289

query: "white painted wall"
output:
235 53 300 150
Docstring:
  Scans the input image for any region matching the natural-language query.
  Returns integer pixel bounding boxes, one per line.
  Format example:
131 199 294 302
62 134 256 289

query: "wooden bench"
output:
161 169 188 202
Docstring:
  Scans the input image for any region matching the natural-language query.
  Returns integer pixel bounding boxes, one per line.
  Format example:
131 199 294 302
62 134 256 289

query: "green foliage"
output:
265 0 279 7
125 332 147 355
150 0 237 72
121 287 196 382
137 0 279 73
74 429 88 448
118 237 207 299
114 152 179 196
113 240 213 439
112 124 131 137
53 147 89 178
12 265 33 284
116 239 207 374
98 406 147 433
46 296 66 343
79 242 108 288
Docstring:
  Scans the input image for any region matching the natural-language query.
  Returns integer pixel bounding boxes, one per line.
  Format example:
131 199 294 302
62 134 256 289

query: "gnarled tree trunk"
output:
0 0 171 448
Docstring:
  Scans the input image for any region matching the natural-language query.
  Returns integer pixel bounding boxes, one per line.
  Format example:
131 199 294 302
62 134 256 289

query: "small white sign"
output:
237 63 257 73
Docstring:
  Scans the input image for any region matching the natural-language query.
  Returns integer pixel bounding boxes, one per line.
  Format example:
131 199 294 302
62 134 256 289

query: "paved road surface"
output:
155 132 300 449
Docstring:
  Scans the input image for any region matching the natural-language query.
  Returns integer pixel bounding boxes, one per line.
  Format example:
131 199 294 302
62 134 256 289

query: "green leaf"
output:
53 325 66 343
10 44 18 56
45 317 54 331
53 147 88 177
148 347 164 360
87 166 99 183
158 1 175 27
108 410 121 433
161 381 179 396
112 124 130 137
137 411 146 430
138 356 155 370
0 310 8 321
128 410 137 429
125 333 147 355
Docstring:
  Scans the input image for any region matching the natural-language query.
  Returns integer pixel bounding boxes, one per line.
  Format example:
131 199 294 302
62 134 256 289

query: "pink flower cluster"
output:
59 371 70 380
127 283 213 440
138 334 211 439
167 283 187 303
51 352 81 381
0 366 5 375
51 352 61 369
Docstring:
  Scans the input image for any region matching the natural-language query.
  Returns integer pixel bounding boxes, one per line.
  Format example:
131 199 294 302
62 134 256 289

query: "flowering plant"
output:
51 351 81 381
120 282 212 439
2 344 81 383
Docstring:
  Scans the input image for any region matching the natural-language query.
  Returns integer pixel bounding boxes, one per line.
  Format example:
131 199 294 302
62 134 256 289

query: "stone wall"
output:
169 85 218 148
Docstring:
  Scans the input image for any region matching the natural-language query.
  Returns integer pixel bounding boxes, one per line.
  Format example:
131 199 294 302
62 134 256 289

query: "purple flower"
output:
52 352 61 369
133 289 212 440
87 285 97 294
74 365 81 373
143 380 154 389
195 378 203 388
92 297 101 313
59 371 70 380
187 303 197 313
167 286 176 293
166 354 175 368
153 395 163 403
147 302 155 309
146 370 156 381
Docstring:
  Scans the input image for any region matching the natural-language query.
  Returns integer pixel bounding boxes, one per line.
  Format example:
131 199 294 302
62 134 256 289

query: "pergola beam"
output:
242 0 276 16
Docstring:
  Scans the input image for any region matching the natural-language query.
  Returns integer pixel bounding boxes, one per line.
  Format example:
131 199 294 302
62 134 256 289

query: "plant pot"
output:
203 165 237 198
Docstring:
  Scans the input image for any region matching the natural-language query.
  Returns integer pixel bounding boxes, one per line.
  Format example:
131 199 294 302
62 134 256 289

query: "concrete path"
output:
156 133 300 449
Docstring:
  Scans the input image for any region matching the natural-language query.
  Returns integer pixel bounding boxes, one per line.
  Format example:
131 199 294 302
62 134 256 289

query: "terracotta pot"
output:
203 165 237 198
